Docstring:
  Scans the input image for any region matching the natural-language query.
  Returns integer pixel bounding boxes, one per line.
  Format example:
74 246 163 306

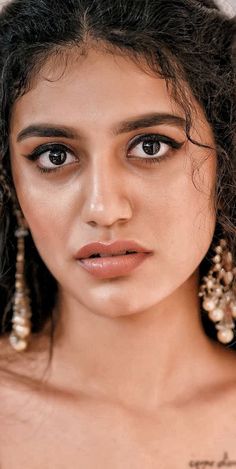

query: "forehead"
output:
10 47 209 139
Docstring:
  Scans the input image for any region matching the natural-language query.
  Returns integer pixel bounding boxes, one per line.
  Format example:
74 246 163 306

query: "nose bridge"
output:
80 150 132 227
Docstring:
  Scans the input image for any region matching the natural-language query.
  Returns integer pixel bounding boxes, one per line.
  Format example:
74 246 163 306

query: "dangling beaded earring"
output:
9 207 32 352
199 238 236 344
0 163 32 351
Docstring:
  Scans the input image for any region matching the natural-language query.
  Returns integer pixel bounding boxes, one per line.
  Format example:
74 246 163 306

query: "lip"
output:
75 240 153 279
75 240 152 260
77 252 152 279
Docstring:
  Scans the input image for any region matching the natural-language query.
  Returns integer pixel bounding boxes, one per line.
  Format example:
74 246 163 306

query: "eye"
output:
25 143 77 172
127 133 183 164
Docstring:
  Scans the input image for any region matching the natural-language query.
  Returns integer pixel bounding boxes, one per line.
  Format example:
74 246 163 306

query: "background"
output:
226 0 236 8
218 0 236 13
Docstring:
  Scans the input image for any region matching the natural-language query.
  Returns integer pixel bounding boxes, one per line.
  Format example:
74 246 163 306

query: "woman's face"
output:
9 48 216 318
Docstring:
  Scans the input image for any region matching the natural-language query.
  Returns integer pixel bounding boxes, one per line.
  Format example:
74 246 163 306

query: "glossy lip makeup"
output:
75 240 153 279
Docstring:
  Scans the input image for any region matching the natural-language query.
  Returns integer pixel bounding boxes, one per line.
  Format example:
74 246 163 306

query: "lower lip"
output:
77 253 151 279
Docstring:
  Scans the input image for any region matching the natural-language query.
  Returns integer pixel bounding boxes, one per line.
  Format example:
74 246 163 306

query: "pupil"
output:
143 141 160 156
49 149 67 165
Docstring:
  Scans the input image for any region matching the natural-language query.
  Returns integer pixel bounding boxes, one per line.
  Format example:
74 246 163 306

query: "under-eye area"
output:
21 131 185 175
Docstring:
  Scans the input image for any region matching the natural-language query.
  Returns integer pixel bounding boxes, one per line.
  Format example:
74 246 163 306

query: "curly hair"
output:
0 0 235 358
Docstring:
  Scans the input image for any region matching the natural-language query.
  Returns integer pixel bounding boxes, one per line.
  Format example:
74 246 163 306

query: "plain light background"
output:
227 0 236 7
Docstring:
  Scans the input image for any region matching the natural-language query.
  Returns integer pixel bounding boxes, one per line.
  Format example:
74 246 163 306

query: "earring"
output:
8 207 32 352
199 238 236 344
0 164 32 351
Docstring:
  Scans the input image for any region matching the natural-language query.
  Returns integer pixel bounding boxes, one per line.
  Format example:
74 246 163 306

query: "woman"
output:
0 0 235 466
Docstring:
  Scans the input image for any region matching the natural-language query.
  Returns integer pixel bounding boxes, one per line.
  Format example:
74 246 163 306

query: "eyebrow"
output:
16 112 186 143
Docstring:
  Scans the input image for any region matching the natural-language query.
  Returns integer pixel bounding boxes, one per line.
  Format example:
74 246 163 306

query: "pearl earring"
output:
0 164 32 351
9 208 32 352
199 238 236 344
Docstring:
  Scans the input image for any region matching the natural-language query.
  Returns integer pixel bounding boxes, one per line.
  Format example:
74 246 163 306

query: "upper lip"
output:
75 240 152 259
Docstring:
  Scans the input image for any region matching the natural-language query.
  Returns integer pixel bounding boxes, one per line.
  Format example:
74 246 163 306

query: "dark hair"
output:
0 0 235 359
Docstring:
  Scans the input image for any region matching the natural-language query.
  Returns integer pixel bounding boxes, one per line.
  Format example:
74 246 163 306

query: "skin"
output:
1 46 236 467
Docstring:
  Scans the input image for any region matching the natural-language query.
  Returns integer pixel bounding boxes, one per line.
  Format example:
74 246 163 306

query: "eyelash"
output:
128 133 183 164
25 134 184 174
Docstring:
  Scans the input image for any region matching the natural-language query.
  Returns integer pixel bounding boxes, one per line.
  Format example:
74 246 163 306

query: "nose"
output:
80 156 133 228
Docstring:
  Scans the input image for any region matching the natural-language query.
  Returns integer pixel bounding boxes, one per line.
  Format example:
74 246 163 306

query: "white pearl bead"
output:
12 316 30 327
215 287 222 297
217 328 234 344
213 255 221 264
14 324 30 339
223 271 233 285
203 298 216 312
208 308 224 322
19 309 31 319
9 334 28 352
206 280 214 289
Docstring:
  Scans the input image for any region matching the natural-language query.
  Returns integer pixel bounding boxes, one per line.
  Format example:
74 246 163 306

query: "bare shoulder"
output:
0 331 55 445
185 343 236 426
201 343 236 400
218 346 236 407
213 343 236 389
0 329 53 401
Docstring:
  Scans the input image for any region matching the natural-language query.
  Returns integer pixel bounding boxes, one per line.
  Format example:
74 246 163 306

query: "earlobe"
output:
15 208 30 230
22 217 30 230
20 212 29 229
9 188 30 230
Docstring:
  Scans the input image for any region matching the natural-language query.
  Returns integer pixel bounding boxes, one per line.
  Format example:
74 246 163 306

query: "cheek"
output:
11 173 71 264
148 153 217 275
11 146 216 288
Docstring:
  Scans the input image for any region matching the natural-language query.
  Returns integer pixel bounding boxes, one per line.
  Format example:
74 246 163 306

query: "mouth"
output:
86 250 138 259
77 250 151 278
75 240 152 262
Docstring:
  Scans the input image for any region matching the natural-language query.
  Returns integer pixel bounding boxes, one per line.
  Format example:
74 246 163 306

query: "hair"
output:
0 0 235 361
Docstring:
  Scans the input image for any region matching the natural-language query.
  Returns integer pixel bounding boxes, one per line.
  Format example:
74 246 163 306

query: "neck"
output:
49 272 220 412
